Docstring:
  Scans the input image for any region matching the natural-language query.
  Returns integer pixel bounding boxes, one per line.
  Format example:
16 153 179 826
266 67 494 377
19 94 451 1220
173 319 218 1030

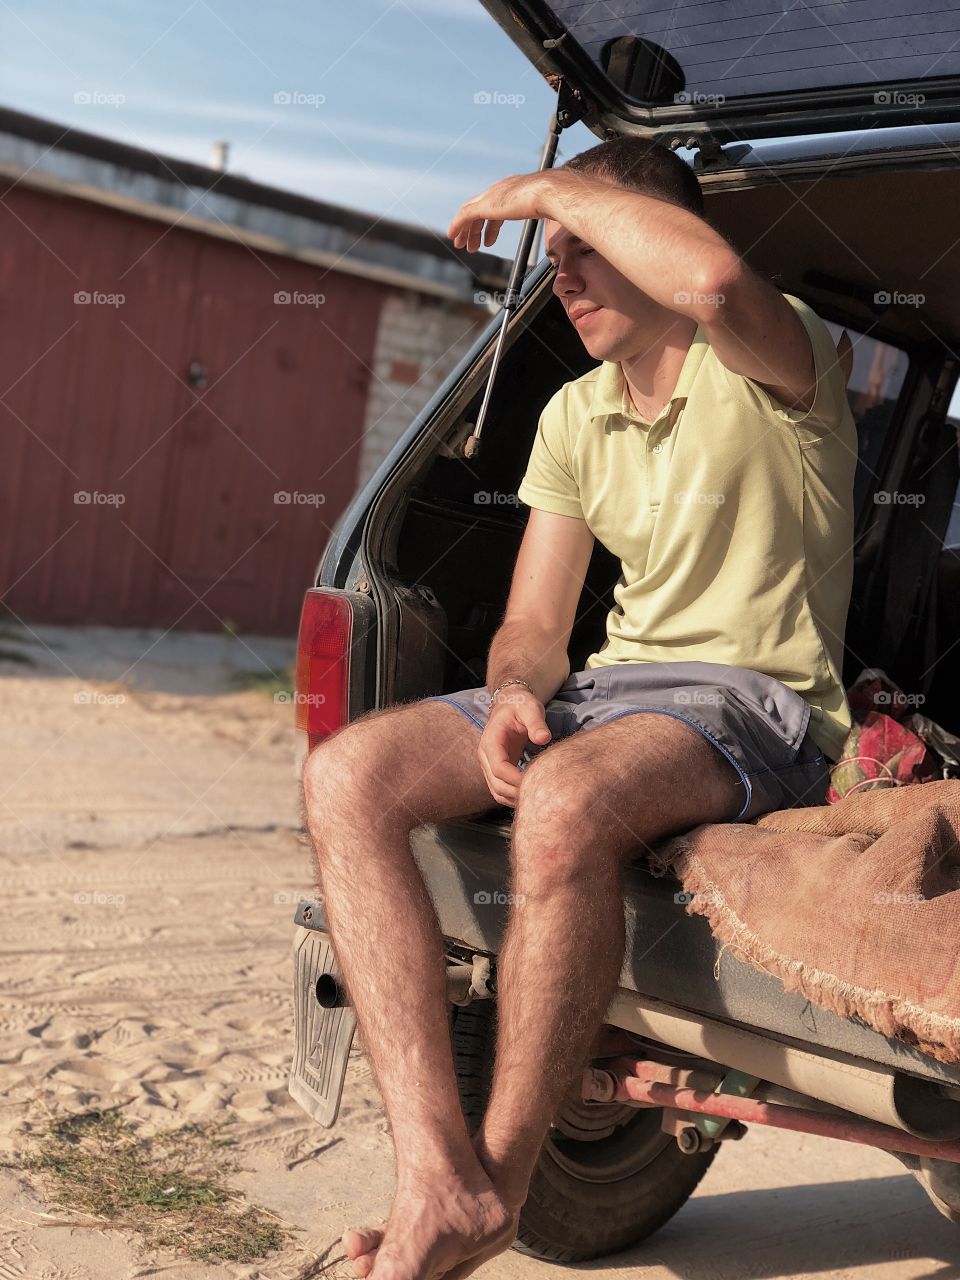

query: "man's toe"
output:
342 1227 384 1259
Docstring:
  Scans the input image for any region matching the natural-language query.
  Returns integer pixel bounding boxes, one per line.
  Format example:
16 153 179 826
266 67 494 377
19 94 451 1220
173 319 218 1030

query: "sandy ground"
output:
0 621 958 1279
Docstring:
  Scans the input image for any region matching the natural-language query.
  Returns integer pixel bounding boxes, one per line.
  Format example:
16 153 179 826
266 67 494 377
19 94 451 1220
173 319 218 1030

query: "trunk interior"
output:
384 160 960 740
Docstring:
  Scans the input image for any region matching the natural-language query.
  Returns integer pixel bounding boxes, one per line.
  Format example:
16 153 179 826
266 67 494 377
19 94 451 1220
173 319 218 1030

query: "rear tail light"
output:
295 589 356 751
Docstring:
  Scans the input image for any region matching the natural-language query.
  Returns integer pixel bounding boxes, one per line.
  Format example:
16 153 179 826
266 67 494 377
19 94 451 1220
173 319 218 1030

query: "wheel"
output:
452 999 718 1263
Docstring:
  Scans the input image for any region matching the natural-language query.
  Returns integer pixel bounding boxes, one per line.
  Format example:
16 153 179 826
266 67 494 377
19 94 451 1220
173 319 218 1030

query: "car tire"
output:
452 998 718 1262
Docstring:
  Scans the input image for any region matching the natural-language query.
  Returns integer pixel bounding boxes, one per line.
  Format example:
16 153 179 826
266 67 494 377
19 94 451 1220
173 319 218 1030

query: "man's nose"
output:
551 260 583 297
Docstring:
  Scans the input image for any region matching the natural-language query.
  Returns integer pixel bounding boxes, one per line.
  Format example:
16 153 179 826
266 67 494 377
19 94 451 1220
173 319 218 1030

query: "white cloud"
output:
128 93 520 162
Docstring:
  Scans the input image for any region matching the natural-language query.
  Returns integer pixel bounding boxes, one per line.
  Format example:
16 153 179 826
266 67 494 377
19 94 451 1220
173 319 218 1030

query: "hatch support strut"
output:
463 78 585 459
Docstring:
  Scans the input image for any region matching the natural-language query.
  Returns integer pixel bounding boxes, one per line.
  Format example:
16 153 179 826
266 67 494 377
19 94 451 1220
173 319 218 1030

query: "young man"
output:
302 138 857 1280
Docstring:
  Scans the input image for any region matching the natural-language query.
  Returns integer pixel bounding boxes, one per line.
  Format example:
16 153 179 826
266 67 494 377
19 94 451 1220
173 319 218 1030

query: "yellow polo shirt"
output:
516 293 857 762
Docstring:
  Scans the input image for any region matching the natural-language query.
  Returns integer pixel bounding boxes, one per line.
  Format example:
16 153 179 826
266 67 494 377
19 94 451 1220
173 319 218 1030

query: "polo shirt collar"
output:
587 323 710 422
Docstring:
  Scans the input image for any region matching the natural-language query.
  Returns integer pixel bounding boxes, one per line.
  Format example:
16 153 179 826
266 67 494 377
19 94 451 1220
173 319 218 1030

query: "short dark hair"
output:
562 137 704 219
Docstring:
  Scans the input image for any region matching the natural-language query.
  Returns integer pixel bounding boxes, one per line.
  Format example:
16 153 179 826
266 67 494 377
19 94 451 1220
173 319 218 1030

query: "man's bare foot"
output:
340 1166 518 1280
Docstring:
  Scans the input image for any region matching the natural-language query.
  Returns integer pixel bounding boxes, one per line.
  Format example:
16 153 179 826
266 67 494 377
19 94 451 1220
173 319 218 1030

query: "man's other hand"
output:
479 689 552 807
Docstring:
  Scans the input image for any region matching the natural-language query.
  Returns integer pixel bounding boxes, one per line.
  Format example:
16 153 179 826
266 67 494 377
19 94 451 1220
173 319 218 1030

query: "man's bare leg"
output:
302 700 519 1280
331 710 744 1280
460 713 743 1253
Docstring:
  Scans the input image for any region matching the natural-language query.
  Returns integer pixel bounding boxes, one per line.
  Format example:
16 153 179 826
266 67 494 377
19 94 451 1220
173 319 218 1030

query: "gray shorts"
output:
422 660 830 823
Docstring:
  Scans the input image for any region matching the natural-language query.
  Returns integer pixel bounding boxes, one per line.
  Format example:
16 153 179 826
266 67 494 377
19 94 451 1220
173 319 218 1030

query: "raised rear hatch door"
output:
482 0 960 143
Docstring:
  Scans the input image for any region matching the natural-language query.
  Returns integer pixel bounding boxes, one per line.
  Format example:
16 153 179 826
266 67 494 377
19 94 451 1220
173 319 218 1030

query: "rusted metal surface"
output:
0 182 384 634
582 1056 960 1164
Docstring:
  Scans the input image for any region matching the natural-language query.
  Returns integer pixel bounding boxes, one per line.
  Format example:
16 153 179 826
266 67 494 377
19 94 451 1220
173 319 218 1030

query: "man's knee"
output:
512 751 623 882
302 710 402 820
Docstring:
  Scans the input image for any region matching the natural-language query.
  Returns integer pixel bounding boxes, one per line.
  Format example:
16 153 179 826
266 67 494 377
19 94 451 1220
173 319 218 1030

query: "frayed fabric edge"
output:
678 853 960 1067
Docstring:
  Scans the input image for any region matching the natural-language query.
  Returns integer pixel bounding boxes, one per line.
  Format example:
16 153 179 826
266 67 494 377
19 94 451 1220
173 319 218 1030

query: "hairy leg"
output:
302 700 516 1280
471 712 743 1216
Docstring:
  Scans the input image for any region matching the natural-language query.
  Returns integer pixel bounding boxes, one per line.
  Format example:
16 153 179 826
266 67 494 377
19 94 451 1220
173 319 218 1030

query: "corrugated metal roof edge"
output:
0 161 493 302
0 104 512 297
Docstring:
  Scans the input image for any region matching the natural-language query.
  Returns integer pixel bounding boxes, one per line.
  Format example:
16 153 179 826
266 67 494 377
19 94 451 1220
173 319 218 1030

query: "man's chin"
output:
571 317 632 362
577 332 622 362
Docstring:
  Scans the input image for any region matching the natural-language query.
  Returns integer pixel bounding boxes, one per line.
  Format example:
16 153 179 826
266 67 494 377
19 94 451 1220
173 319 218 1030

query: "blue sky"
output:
2 0 598 253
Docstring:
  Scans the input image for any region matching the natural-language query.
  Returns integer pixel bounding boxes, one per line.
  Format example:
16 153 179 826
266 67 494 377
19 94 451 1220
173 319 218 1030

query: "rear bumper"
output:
390 815 960 1092
290 814 960 1139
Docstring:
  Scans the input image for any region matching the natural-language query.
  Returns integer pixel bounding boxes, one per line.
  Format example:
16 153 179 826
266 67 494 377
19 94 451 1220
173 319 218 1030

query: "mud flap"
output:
288 923 356 1127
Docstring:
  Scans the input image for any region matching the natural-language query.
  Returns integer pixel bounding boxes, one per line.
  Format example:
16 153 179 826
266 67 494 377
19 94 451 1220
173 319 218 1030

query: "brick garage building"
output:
0 108 508 635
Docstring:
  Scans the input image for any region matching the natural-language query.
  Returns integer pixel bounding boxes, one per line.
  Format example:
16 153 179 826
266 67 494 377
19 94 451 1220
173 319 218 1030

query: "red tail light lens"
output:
295 589 353 750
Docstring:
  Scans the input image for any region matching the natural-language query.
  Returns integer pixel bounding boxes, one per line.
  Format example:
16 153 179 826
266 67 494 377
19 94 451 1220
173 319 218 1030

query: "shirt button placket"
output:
649 422 668 513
